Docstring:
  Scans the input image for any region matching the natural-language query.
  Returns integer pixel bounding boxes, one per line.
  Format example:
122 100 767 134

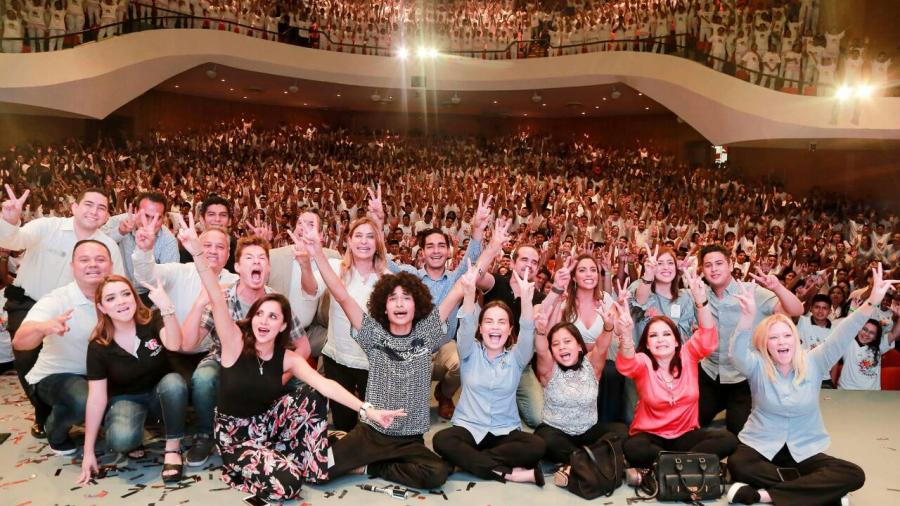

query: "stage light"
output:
417 47 428 58
835 86 852 100
397 47 408 59
856 84 873 98
428 47 439 58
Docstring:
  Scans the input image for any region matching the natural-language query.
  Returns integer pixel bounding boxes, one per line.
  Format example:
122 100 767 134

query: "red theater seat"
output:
881 367 900 391
881 349 900 367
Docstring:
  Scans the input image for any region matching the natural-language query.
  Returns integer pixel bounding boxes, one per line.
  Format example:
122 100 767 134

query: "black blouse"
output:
86 311 171 397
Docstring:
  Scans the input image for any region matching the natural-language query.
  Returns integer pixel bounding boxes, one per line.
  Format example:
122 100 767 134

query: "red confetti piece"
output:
85 490 108 498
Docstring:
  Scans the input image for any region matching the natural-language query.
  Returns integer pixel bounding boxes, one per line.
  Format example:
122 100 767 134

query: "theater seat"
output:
881 350 900 367
881 367 900 391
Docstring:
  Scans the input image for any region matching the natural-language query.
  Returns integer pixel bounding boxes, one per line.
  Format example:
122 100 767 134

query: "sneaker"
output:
49 439 77 456
186 434 214 467
727 482 761 505
841 495 850 506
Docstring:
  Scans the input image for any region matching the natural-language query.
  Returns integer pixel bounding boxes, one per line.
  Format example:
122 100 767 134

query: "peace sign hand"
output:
118 204 137 235
642 244 659 281
287 218 311 264
473 193 494 231
867 262 900 307
1 184 30 225
134 213 159 252
551 256 575 293
489 217 512 251
140 278 173 312
367 184 385 223
44 309 73 336
734 281 757 331
681 265 708 304
459 259 478 295
245 216 273 242
747 266 781 292
176 212 202 257
514 266 535 303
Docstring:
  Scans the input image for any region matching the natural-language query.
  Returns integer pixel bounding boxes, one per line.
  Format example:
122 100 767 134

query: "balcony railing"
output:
0 3 841 96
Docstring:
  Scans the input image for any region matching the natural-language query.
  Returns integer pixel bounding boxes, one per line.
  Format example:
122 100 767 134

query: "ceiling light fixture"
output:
205 65 217 79
611 87 621 100
531 91 542 103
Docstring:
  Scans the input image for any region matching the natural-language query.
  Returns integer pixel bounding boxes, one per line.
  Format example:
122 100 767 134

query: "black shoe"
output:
186 434 214 467
533 467 545 488
49 439 77 456
162 449 184 483
31 423 47 440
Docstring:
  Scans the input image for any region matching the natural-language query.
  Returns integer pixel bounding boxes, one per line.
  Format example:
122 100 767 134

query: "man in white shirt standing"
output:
796 294 835 387
0 185 122 439
12 240 113 454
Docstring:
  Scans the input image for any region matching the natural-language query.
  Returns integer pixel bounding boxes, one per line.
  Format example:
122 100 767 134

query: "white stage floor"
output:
1 371 898 505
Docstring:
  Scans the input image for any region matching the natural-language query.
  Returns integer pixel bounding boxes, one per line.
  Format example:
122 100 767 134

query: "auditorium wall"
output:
0 113 89 147
728 145 900 210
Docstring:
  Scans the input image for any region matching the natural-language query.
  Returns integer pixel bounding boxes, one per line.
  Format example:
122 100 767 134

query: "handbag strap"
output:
674 455 708 506
580 442 616 497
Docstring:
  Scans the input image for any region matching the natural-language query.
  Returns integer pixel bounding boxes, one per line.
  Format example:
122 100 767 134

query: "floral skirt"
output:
214 385 330 501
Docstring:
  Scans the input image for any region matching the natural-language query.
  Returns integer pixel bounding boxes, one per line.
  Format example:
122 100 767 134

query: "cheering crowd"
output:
2 0 893 96
0 120 898 504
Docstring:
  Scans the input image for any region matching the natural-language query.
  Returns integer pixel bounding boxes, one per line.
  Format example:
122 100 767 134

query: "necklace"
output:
256 355 266 376
656 370 676 406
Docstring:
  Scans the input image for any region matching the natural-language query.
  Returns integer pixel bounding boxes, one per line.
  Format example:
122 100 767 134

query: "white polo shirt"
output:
0 217 124 301
24 282 98 385
132 248 238 327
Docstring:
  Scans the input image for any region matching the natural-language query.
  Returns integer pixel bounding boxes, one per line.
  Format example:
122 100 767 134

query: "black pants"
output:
433 426 545 480
322 356 368 431
5 288 48 426
623 428 737 469
328 423 449 490
728 443 864 506
698 368 751 434
534 421 629 464
598 359 627 423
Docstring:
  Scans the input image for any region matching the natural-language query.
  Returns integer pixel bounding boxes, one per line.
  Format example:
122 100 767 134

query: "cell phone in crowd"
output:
242 495 269 506
776 467 801 482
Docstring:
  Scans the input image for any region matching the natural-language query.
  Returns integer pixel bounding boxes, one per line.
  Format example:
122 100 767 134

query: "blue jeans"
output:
191 361 219 435
34 373 88 446
104 372 187 452
515 367 544 429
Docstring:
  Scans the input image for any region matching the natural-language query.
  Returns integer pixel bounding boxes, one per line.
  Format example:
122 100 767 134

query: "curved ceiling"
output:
0 29 898 145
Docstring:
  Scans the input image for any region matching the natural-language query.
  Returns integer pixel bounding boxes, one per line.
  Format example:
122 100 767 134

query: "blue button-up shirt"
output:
730 310 868 462
388 239 482 349
104 213 180 293
452 305 536 443
699 279 778 383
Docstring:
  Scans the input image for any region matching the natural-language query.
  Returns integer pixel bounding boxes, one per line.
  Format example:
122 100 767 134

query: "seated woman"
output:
299 221 474 490
531 288 629 487
432 266 547 486
726 264 897 505
179 216 402 502
614 268 737 483
79 275 187 484
837 314 900 390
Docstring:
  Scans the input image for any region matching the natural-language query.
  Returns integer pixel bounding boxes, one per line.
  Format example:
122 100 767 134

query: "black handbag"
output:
654 451 724 503
566 435 625 499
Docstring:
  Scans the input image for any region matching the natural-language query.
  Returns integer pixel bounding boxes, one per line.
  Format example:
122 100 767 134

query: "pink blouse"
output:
615 326 718 438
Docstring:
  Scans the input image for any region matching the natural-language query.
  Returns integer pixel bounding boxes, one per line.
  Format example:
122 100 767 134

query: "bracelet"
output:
159 306 176 317
603 325 614 332
551 285 565 295
358 401 373 422
695 299 709 308
640 277 653 285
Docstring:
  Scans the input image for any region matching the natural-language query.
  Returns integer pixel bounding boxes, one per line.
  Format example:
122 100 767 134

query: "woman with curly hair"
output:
299 222 476 490
310 216 389 431
178 216 403 503
432 268 546 486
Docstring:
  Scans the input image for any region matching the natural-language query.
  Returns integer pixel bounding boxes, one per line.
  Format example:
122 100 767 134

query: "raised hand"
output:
867 262 900 307
473 193 494 231
612 299 634 338
642 244 659 281
245 216 273 242
176 212 202 257
748 266 782 291
45 309 73 336
118 204 136 235
459 258 478 295
366 184 385 223
489 217 512 251
681 265 708 303
614 277 631 298
599 246 614 274
534 309 550 337
551 256 574 292
514 267 535 303
287 220 311 264
1 184 30 225
368 407 407 429
296 221 324 257
134 213 159 252
734 281 757 331
140 278 173 312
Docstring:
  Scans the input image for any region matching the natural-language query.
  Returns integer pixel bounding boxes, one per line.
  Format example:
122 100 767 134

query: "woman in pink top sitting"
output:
613 268 737 483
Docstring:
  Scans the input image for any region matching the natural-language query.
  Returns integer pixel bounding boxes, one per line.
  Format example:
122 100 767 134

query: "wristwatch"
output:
551 285 565 295
358 402 373 422
695 299 709 309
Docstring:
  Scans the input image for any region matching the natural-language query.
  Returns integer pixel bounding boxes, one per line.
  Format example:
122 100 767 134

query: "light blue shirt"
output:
699 279 778 383
629 282 697 343
451 305 535 443
388 239 483 349
104 213 180 293
729 310 868 462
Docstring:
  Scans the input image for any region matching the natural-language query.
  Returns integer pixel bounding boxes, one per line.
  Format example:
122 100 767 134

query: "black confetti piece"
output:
338 489 347 499
209 487 231 491
466 482 475 491
54 468 62 477
121 490 141 498
70 486 81 491
130 473 145 481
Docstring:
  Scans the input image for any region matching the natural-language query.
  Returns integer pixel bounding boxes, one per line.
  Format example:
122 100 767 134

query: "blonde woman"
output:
309 217 388 431
726 264 897 505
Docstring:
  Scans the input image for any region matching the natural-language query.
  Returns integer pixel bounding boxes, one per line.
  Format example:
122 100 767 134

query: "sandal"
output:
161 449 184 483
553 465 570 488
127 445 146 459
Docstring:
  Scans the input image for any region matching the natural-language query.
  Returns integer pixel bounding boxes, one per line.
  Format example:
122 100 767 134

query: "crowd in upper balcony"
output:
2 0 894 96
